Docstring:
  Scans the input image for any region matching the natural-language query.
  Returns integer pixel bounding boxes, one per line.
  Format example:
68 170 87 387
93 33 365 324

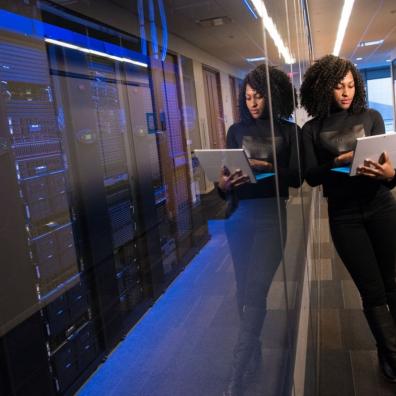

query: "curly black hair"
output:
300 55 366 118
238 64 295 124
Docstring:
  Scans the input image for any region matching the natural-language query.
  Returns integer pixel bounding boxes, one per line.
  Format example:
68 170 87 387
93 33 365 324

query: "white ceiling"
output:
106 0 311 71
158 0 306 69
57 0 396 71
308 0 396 69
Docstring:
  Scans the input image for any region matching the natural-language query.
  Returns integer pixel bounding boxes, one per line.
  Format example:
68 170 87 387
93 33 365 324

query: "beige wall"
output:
220 72 235 133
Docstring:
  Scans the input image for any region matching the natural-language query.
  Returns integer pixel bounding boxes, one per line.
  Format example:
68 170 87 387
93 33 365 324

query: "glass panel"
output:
367 77 394 131
393 59 396 130
0 1 314 395
260 0 315 394
0 12 80 332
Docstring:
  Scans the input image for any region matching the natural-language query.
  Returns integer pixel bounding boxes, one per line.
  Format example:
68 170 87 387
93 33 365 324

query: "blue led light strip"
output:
137 0 148 56
243 0 258 19
148 0 159 59
0 9 148 67
158 0 168 62
44 38 148 67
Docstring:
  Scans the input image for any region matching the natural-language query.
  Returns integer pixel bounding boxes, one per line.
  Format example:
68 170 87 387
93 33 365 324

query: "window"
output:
361 67 394 132
367 77 394 131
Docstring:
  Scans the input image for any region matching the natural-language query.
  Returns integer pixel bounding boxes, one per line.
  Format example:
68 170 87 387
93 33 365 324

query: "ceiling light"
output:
333 0 355 56
358 39 384 47
356 57 363 60
246 56 266 62
245 0 295 64
386 59 391 62
44 38 148 68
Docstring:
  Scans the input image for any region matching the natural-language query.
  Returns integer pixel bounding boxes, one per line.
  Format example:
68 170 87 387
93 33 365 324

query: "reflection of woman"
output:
218 65 302 395
301 55 396 382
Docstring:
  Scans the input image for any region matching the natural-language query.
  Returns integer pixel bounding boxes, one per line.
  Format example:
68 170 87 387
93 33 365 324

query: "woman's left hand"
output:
357 151 396 181
249 159 273 172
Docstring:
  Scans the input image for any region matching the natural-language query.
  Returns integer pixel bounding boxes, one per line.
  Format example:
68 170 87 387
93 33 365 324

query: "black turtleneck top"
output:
302 108 396 200
225 118 302 199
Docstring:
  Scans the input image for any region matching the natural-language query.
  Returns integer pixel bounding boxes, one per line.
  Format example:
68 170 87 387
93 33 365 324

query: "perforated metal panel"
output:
0 37 80 298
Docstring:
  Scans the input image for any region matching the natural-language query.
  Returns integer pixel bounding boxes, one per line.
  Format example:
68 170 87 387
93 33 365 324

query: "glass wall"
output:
0 1 316 395
393 59 396 131
360 67 394 131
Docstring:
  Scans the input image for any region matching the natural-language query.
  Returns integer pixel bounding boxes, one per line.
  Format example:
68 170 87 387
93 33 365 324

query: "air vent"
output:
196 16 232 28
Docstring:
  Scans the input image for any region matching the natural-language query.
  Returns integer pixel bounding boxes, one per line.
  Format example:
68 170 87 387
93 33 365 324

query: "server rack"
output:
0 30 96 395
149 54 200 270
0 2 209 394
47 45 146 351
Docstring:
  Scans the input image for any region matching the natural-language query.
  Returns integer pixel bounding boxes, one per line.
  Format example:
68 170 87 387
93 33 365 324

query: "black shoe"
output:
223 348 250 396
364 305 396 382
224 305 266 395
378 348 396 382
223 379 243 396
224 336 256 396
244 343 262 381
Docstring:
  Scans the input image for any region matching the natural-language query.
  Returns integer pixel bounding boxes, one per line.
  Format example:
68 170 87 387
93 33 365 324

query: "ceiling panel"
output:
55 0 395 70
308 0 396 68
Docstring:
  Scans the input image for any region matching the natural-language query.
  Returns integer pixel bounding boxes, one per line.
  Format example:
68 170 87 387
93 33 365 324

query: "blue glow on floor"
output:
77 221 235 396
77 217 292 396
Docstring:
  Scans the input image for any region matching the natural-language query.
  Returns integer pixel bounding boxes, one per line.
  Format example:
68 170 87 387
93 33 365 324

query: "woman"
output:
218 64 302 395
301 54 396 381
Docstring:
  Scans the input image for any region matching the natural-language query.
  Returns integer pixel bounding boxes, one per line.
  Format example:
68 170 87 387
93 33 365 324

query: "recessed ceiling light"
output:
356 57 363 60
333 0 355 56
245 0 295 64
386 59 391 62
358 39 384 47
354 63 357 66
44 38 148 67
246 56 266 62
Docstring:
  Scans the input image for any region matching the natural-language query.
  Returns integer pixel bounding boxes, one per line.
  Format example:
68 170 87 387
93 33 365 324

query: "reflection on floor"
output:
312 199 396 396
77 220 291 396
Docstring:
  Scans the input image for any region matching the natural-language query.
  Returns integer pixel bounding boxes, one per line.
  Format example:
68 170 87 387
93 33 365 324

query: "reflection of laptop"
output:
194 149 274 184
331 132 396 176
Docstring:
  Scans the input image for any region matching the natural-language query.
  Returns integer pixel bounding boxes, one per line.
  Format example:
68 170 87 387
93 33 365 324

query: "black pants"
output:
224 197 287 388
328 188 396 308
225 198 286 328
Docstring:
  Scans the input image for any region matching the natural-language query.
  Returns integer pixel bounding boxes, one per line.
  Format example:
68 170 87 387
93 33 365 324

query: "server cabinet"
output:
123 77 170 293
1 313 54 396
0 56 38 337
48 46 124 349
149 54 196 272
0 1 209 394
0 29 98 395
46 41 166 345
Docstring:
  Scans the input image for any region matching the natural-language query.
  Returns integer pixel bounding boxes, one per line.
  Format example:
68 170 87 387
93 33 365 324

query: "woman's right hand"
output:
334 150 354 166
218 166 250 192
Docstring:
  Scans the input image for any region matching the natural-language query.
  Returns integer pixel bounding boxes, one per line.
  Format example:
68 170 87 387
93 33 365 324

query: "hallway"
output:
77 195 396 396
77 217 294 396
